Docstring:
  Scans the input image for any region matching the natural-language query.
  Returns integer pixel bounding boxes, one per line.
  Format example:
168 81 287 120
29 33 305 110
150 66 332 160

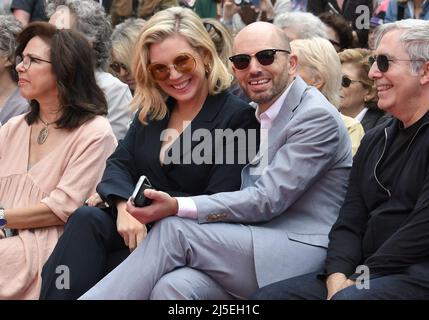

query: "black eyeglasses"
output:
341 75 363 88
110 61 129 73
16 54 51 70
368 54 424 73
229 49 290 70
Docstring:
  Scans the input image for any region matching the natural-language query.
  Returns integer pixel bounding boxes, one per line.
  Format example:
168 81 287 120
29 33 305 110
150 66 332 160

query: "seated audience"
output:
291 37 364 155
78 21 351 300
339 48 390 132
47 0 132 140
0 15 28 126
110 18 145 94
252 19 429 300
39 7 259 300
0 22 116 299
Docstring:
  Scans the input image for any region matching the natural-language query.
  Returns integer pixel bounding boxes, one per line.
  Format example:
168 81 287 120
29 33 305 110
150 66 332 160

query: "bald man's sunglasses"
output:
229 49 290 70
368 54 424 73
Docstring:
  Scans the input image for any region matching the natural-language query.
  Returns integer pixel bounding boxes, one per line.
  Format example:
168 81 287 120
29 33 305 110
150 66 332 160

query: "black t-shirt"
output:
378 116 428 189
11 0 47 22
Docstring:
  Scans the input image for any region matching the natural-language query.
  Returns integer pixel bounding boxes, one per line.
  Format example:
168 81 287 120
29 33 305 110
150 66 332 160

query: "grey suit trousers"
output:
80 216 259 299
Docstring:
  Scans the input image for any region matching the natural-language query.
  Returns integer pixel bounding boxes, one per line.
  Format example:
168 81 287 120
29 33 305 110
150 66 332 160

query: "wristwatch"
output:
0 207 7 229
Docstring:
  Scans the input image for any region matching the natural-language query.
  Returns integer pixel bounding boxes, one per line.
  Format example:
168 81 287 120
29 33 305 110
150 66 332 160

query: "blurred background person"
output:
202 17 248 101
11 0 48 26
318 12 354 52
0 0 13 14
222 0 293 34
137 0 178 19
291 37 364 155
110 18 145 95
195 0 220 18
307 0 373 48
47 0 132 140
0 15 28 126
339 48 389 132
385 0 429 22
274 11 328 41
0 22 116 299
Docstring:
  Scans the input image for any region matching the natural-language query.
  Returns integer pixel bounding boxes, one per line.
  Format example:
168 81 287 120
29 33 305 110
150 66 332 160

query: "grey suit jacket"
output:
192 77 352 286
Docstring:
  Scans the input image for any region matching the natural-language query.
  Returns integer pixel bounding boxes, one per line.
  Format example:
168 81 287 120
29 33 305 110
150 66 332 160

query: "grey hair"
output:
0 15 22 81
374 19 429 74
273 12 327 40
0 15 22 59
46 0 112 70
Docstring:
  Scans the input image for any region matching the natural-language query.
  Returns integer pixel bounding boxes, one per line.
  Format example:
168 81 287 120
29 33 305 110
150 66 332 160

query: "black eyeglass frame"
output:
15 54 52 70
368 54 425 73
229 49 290 70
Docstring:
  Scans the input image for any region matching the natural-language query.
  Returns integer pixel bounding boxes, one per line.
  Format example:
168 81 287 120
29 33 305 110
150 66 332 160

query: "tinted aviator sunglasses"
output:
148 53 196 81
368 54 424 73
229 49 290 70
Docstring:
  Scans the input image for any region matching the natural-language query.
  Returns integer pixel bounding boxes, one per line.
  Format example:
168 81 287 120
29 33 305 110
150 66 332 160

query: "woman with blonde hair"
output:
202 17 233 70
339 48 389 132
291 37 364 155
40 7 259 300
110 18 146 93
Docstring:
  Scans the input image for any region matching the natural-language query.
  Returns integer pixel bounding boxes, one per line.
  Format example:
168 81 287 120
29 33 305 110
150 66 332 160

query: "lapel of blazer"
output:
250 76 309 165
164 92 228 165
143 109 172 186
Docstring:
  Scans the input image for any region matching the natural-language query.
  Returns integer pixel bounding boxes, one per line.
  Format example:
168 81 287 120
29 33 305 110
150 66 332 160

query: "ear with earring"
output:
204 63 211 77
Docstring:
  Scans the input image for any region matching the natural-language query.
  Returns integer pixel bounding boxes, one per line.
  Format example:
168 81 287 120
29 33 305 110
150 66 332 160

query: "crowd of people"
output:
1 0 429 300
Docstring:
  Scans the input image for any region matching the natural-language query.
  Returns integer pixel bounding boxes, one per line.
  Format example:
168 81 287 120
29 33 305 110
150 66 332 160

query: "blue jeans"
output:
251 261 429 300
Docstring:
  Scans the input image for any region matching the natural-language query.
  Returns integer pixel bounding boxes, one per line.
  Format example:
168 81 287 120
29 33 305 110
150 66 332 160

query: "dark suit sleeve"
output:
96 113 140 206
324 135 370 277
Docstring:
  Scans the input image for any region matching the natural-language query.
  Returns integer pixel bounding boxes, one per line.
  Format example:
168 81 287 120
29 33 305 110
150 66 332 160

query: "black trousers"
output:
251 261 429 300
40 206 129 300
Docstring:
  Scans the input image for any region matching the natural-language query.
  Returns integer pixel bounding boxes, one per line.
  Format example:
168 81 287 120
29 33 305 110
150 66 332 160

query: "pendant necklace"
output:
37 116 55 145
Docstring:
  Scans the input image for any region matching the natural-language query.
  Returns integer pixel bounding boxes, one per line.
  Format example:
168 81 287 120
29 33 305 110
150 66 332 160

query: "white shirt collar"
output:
255 79 295 124
355 107 369 123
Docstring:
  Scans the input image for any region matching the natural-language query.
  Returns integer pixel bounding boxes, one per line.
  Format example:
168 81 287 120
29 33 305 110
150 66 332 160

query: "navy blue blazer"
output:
97 91 260 209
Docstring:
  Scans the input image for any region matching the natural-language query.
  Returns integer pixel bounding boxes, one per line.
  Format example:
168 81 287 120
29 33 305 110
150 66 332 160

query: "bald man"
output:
80 22 352 300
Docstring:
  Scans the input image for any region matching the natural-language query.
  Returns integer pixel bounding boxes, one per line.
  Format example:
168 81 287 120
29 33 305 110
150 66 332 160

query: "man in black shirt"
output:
252 19 429 300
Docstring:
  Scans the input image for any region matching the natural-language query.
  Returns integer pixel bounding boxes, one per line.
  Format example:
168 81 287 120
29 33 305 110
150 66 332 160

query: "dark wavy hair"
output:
319 12 354 51
15 22 107 129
